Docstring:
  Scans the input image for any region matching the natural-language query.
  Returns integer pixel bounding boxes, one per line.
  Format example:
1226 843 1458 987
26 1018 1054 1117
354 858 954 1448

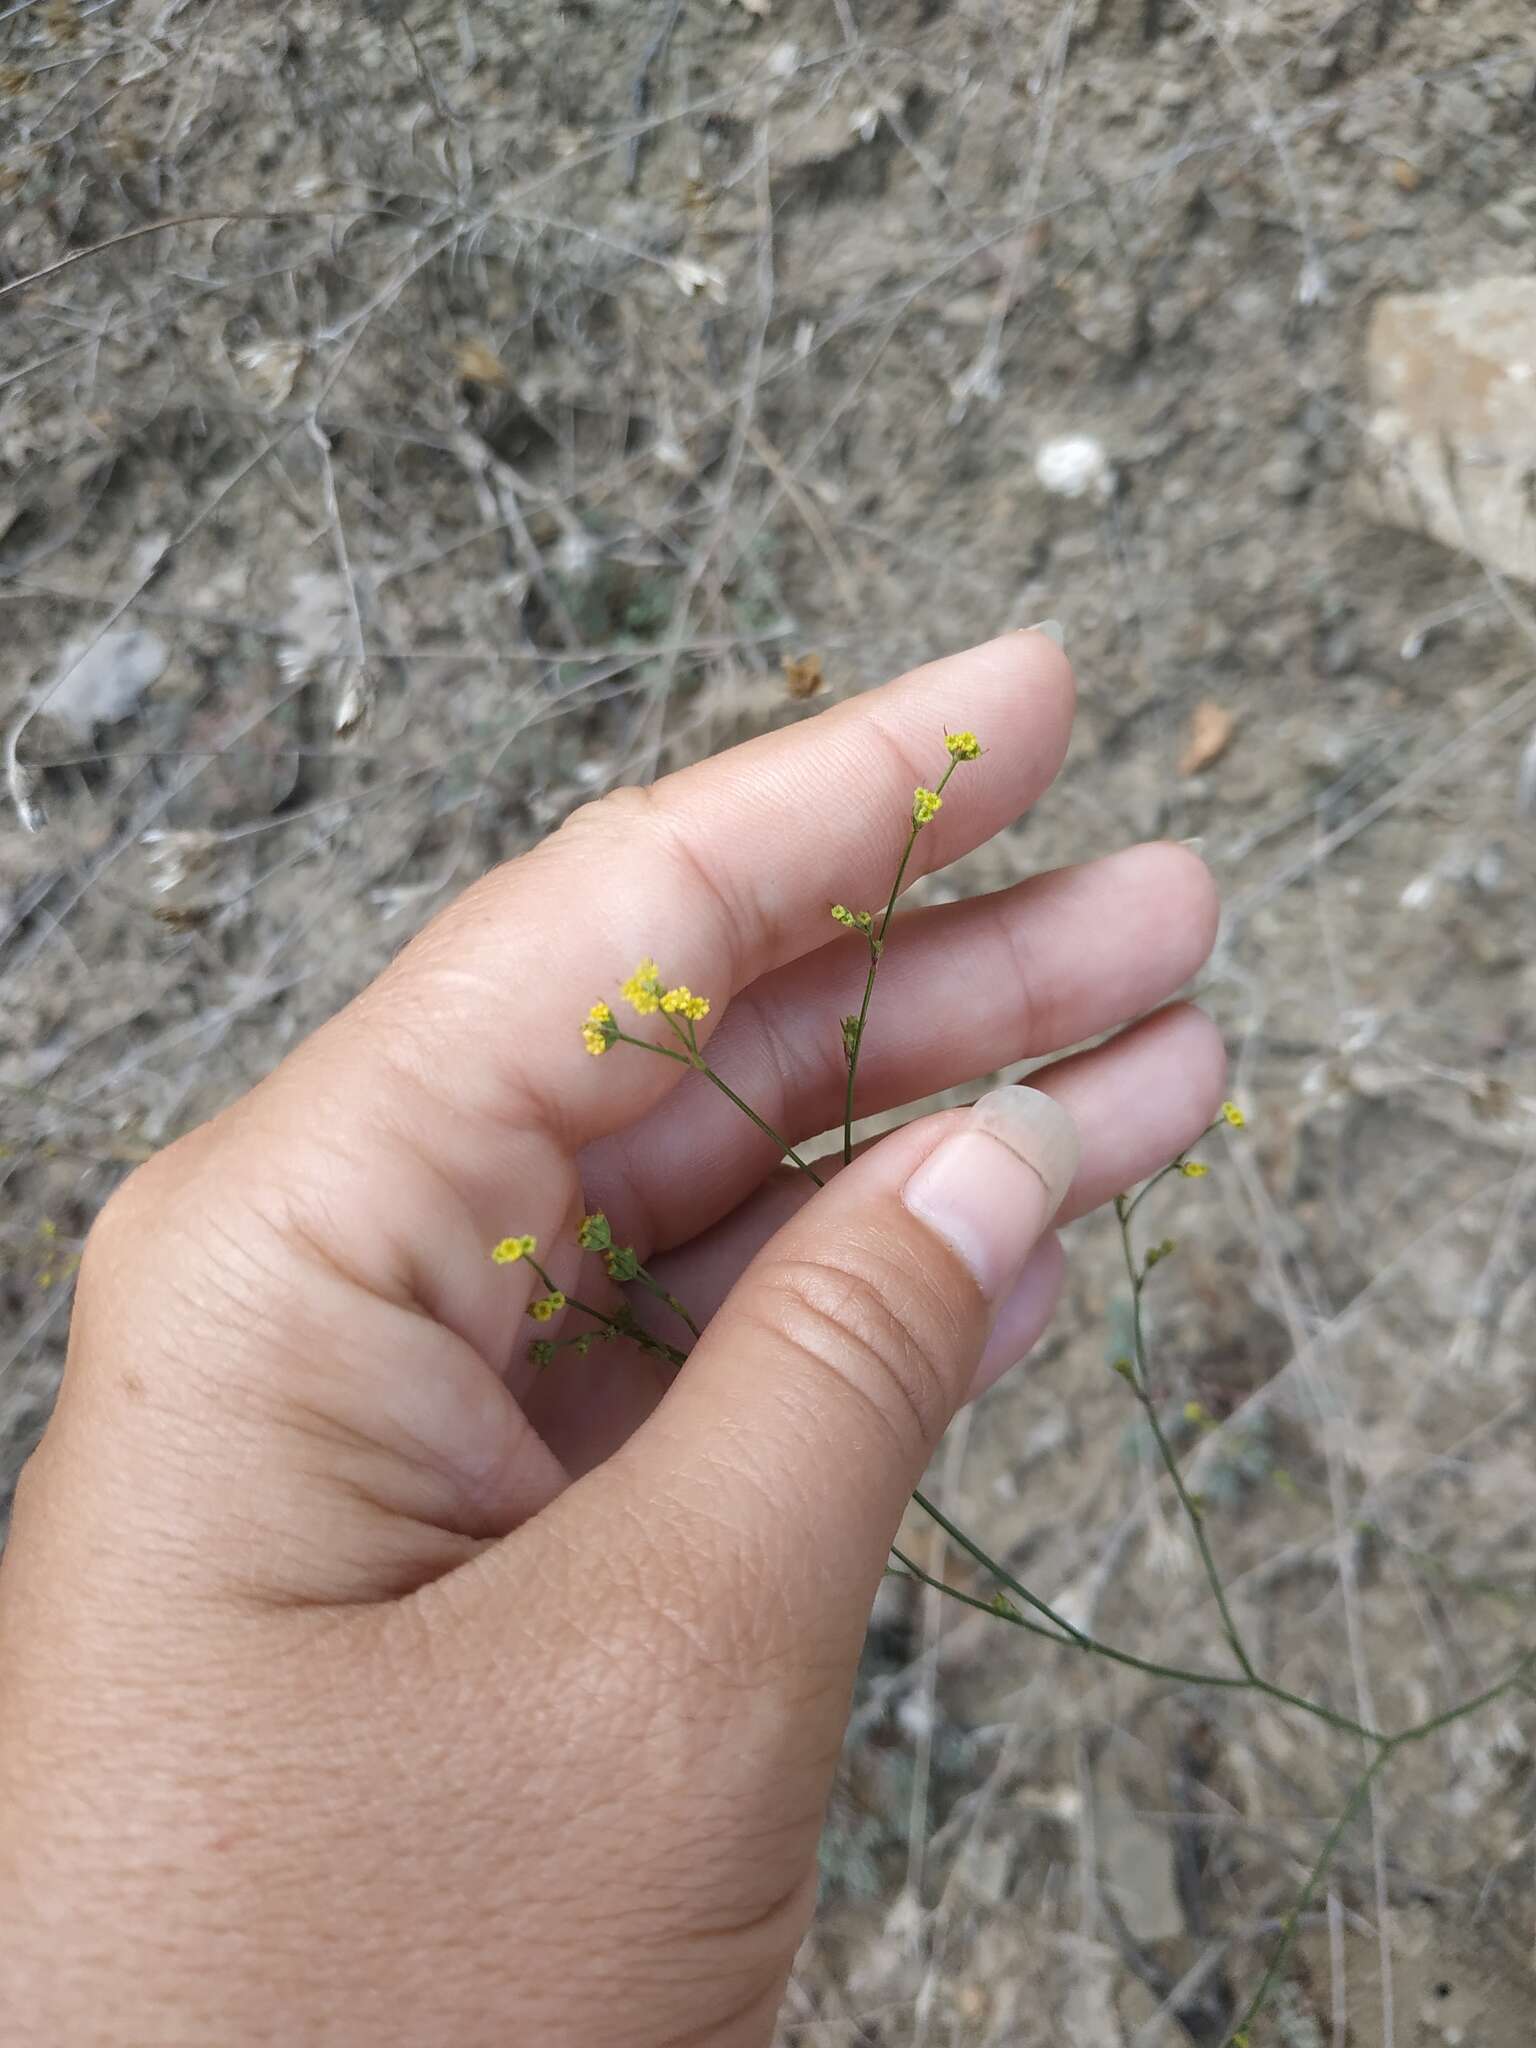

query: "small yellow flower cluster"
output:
1222 1101 1246 1128
582 1001 617 1057
830 904 874 932
492 1234 537 1264
1180 1160 1209 1179
912 787 943 826
596 958 713 1039
620 958 663 1015
660 985 710 1021
576 1211 612 1251
528 1291 566 1322
945 730 982 761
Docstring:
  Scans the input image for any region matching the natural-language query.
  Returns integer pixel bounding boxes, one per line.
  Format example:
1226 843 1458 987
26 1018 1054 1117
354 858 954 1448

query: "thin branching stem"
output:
583 757 1533 2048
841 756 960 1164
1221 1648 1536 2046
524 1255 686 1368
631 1264 701 1340
890 1541 1253 1694
618 1024 825 1186
1116 1188 1260 1682
908 1486 1380 1739
911 1487 1091 1646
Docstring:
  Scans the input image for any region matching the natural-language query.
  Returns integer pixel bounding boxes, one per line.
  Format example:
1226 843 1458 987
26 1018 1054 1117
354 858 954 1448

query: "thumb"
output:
613 1085 1078 1671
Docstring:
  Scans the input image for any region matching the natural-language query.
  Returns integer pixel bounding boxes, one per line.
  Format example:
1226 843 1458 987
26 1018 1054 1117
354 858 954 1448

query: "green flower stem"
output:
524 1254 687 1369
1114 1191 1260 1684
907 1490 1380 1740
912 1486 1092 1647
841 755 961 1165
619 1023 826 1187
631 1264 701 1340
1221 1647 1535 2047
698 1064 826 1187
1223 1747 1389 2047
890 1542 1252 1695
583 769 1533 2048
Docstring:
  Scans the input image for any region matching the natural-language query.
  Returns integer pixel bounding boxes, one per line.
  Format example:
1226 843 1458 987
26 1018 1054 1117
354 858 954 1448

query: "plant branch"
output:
840 756 959 1163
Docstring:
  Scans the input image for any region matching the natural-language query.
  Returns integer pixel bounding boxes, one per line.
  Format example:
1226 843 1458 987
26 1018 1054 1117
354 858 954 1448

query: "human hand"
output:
0 633 1222 2045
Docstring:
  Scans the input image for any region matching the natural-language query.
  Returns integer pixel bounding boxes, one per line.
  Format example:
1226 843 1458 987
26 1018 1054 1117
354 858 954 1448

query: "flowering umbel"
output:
912 787 943 826
620 958 663 1015
582 1002 618 1056
492 1234 537 1264
660 986 710 1021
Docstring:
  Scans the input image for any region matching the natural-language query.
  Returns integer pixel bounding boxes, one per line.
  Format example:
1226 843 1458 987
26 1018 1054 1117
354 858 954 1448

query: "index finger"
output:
354 630 1074 1153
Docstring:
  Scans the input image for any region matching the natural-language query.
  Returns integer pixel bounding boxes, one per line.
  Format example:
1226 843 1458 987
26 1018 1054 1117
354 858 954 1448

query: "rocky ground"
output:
3 3 1535 2042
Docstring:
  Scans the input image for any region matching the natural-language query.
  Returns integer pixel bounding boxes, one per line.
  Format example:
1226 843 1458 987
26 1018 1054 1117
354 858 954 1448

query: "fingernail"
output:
901 1087 1078 1301
1020 617 1066 649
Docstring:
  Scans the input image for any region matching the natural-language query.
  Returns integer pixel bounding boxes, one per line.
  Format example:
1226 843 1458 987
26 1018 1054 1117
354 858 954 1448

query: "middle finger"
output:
581 839 1218 1252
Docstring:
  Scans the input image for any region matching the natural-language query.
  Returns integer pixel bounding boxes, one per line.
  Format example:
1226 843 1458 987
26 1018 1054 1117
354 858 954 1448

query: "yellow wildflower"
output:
582 1001 616 1056
1180 1160 1209 1178
1222 1101 1246 1129
912 787 943 826
945 730 982 761
620 958 663 1015
492 1234 537 1264
660 985 710 1021
527 1291 566 1322
576 1211 612 1251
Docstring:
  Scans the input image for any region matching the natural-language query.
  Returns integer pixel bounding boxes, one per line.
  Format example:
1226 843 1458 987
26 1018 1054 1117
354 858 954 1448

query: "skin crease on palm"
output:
0 633 1225 2046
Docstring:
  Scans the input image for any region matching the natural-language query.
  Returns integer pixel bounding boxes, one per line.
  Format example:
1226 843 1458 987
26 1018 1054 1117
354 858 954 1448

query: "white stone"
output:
1033 432 1115 501
1364 276 1536 584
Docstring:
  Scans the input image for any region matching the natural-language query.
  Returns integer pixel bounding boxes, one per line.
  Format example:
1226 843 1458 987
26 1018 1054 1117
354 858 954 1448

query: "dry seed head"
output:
576 1212 612 1251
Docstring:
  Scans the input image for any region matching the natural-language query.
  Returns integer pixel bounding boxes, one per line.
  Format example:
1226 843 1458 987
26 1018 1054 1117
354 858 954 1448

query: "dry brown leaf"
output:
783 651 824 700
1179 700 1235 776
454 340 513 390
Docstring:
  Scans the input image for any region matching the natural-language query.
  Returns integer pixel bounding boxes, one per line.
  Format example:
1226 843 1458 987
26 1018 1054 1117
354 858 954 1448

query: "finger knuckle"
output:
81 1147 181 1271
760 1247 961 1460
554 780 650 854
560 781 758 986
